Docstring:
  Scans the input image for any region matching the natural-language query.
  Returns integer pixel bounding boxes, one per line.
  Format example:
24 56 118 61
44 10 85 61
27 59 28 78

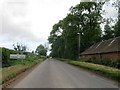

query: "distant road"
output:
13 59 118 88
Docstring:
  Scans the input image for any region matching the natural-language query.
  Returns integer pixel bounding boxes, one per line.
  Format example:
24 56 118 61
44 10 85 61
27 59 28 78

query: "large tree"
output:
48 1 104 59
48 20 65 58
70 2 103 52
103 19 114 40
61 14 79 59
35 44 47 57
114 0 120 37
105 0 120 37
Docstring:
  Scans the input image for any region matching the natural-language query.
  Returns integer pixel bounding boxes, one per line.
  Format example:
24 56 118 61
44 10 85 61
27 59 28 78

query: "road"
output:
13 59 118 88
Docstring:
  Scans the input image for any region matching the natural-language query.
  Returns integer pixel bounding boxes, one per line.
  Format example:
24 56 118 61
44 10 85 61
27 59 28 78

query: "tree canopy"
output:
13 43 27 52
48 1 104 59
48 1 119 60
35 44 47 57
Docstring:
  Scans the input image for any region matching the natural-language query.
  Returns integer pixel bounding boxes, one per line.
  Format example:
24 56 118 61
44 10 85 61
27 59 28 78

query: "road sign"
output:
10 54 26 59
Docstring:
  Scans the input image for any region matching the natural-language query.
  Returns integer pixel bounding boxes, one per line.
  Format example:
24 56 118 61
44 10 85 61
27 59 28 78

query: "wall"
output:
80 52 120 60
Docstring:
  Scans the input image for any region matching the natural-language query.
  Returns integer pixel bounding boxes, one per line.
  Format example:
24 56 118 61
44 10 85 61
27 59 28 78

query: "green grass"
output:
3 55 42 67
77 58 120 68
59 59 120 81
1 59 43 84
2 64 28 84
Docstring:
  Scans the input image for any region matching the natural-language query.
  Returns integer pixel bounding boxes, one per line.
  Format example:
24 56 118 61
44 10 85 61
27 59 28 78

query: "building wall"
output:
101 52 119 60
80 52 120 60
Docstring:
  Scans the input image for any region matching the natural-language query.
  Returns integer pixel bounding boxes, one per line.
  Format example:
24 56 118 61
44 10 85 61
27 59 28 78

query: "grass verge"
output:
1 59 43 84
58 58 120 81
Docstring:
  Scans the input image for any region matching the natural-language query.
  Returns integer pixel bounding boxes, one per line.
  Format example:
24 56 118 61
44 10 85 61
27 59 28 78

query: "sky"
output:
0 0 118 52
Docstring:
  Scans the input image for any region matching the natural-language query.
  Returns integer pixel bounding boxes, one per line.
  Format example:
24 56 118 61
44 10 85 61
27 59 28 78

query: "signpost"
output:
10 54 26 59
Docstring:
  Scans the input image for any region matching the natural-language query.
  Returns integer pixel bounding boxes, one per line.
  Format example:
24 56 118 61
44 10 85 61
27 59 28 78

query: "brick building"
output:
80 37 120 60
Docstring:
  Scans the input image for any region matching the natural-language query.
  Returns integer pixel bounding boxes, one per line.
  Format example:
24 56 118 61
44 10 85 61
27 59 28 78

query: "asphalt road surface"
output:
13 59 118 88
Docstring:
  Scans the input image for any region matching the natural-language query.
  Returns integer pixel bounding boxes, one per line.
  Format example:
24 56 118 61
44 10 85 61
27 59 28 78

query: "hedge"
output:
2 48 10 66
1 47 37 67
79 58 120 69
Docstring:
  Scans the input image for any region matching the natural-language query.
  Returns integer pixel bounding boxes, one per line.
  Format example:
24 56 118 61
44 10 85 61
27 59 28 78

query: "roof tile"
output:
81 36 120 55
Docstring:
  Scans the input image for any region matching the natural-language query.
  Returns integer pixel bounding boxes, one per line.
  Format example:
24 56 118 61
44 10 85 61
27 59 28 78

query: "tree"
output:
114 21 120 37
35 44 47 57
31 51 34 54
48 20 64 58
113 0 120 37
13 43 27 52
48 1 104 59
103 19 114 40
106 0 120 37
61 14 79 59
70 2 103 52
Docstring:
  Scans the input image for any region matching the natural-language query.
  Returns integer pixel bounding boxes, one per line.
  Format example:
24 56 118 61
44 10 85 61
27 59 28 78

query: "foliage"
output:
2 48 10 66
113 8 120 37
114 21 120 37
1 59 43 84
2 47 23 67
79 58 120 68
102 19 114 40
1 47 40 68
1 47 44 84
35 44 47 57
106 0 120 37
48 2 104 59
8 53 38 66
70 2 104 52
13 43 27 52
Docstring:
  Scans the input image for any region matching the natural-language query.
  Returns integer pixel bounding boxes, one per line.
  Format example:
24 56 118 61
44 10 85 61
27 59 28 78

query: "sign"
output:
10 54 26 59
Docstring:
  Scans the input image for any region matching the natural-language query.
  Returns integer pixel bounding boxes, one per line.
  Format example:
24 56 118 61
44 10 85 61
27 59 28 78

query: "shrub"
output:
2 48 10 67
2 48 22 67
114 59 120 68
79 58 120 69
1 47 42 68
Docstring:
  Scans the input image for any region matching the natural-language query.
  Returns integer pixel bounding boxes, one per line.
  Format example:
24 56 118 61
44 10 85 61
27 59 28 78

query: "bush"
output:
1 47 43 68
2 48 22 67
114 59 120 68
79 58 120 69
1 47 38 67
2 48 10 67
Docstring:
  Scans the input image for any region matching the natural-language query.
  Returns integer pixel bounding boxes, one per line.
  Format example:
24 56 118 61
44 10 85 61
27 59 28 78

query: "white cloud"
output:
0 0 117 51
0 0 80 51
102 1 118 19
1 0 32 39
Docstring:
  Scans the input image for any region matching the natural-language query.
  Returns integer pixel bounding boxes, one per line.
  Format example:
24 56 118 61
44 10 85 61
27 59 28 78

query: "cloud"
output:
3 0 117 52
0 0 48 51
1 0 44 42
0 0 3 35
103 2 118 19
2 17 34 40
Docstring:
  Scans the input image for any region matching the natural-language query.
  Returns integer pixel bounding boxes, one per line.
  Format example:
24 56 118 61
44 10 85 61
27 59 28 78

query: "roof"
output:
81 36 120 55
